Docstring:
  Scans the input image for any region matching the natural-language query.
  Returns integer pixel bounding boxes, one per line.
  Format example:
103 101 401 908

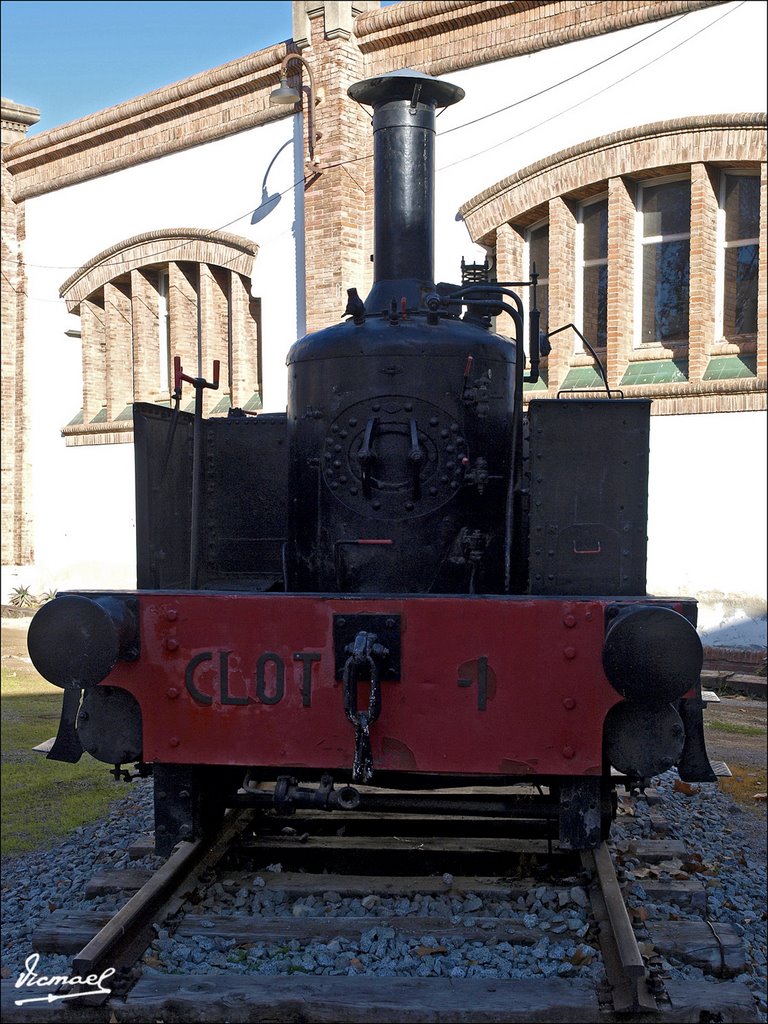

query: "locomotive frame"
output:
28 69 716 857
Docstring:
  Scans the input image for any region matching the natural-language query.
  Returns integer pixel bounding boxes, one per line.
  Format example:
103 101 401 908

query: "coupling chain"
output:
342 630 388 784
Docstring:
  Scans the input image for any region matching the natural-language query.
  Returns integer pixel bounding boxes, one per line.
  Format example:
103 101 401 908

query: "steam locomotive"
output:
28 70 716 857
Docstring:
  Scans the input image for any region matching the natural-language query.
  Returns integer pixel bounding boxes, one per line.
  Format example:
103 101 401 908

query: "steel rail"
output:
71 808 254 993
581 842 657 1013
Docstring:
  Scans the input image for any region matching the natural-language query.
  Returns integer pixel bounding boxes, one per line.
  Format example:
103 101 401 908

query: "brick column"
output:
758 162 767 379
301 6 372 333
606 176 635 387
104 281 133 421
168 262 199 389
230 273 260 408
80 298 107 423
547 196 577 390
2 99 39 565
688 162 718 382
131 269 160 403
495 222 525 342
199 264 229 415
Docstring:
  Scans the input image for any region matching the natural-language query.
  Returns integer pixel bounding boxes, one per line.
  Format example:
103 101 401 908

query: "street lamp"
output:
269 53 320 168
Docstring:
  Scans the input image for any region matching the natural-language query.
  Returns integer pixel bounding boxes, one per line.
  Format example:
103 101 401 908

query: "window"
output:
720 172 760 337
59 230 260 444
638 178 691 345
578 197 608 350
527 221 549 337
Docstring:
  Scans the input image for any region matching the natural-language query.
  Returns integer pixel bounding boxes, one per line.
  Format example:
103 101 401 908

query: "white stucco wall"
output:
648 411 767 650
7 115 298 598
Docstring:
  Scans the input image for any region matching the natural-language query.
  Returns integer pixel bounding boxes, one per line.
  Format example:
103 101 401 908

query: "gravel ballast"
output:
1 771 765 1020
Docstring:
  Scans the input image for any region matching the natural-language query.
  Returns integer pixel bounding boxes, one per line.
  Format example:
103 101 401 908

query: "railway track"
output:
5 786 760 1023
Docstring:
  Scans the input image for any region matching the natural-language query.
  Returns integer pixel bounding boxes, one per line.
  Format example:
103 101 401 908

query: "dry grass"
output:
718 764 768 813
1 665 120 857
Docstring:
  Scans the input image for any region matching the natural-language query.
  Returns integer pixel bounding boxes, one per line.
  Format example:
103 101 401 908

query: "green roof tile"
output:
702 354 757 380
620 359 688 386
523 370 548 393
560 366 606 390
243 392 263 411
211 395 233 414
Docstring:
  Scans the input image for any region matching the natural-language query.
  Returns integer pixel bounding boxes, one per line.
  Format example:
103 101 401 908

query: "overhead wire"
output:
437 0 746 172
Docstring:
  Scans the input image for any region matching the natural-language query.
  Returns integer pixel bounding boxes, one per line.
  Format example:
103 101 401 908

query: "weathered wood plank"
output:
176 912 544 945
621 878 706 912
119 974 600 1022
647 921 745 977
664 979 759 1022
128 837 156 859
627 840 688 862
218 870 535 898
85 868 153 897
1 981 107 1024
32 910 113 953
237 835 556 854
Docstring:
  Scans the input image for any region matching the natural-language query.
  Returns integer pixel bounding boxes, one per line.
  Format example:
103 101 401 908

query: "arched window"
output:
60 229 261 445
460 114 766 401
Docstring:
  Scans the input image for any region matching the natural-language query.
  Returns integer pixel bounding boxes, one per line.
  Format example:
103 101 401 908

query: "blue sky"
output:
1 1 393 135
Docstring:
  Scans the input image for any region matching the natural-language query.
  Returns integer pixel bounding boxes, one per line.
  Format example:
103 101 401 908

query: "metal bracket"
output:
333 614 401 680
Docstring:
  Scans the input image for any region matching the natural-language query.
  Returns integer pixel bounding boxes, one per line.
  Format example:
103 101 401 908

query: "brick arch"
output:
60 228 257 312
459 113 767 244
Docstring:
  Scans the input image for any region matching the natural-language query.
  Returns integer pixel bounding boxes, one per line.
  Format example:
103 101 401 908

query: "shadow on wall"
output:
698 612 767 651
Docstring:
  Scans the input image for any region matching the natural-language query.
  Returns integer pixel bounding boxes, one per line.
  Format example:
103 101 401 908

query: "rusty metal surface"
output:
101 592 626 776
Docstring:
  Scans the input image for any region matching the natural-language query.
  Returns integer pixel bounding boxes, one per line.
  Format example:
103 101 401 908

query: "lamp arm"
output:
279 54 318 163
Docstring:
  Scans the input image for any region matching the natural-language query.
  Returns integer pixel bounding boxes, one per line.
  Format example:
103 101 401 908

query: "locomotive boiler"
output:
28 70 716 856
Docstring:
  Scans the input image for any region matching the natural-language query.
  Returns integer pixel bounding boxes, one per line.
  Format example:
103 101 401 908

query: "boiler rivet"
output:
405 501 414 511
563 697 576 710
564 646 577 660
167 687 179 699
563 614 577 628
562 745 575 759
166 638 179 652
373 500 381 510
166 609 178 621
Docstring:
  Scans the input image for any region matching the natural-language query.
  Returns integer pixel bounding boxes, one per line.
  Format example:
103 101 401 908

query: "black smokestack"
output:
348 69 464 312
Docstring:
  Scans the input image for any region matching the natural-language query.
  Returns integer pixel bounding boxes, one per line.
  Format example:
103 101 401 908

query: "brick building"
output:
1 0 766 652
